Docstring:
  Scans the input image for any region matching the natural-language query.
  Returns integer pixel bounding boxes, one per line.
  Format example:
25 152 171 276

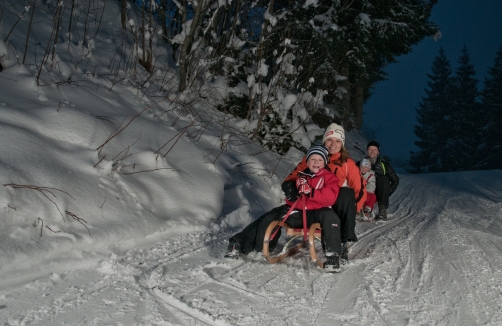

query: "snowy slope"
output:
1 171 501 325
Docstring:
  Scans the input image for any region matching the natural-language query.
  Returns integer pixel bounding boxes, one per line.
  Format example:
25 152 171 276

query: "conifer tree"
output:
409 47 453 173
447 45 480 171
478 46 502 169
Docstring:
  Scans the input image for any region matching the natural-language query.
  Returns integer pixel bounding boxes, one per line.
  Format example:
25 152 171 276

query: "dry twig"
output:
96 99 168 154
45 225 61 234
66 210 92 237
37 218 61 237
154 121 194 157
4 184 74 221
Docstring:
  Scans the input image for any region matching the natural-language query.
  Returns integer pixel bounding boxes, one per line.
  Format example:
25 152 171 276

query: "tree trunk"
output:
120 0 127 30
51 3 63 62
141 4 146 65
148 1 153 70
340 64 352 130
159 0 168 42
68 0 76 48
353 84 364 130
249 0 274 139
170 7 181 62
23 0 37 64
178 0 203 92
339 0 353 130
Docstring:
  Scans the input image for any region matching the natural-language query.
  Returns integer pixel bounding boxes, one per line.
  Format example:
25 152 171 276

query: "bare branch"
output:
4 184 74 221
154 121 194 157
93 154 107 168
66 210 92 237
96 99 168 154
4 5 29 42
45 225 61 234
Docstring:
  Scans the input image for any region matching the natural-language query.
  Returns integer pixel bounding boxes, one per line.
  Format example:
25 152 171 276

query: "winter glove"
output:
281 180 299 201
296 177 311 195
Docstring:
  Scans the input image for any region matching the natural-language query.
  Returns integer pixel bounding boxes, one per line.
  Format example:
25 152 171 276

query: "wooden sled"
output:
262 195 326 268
263 222 325 268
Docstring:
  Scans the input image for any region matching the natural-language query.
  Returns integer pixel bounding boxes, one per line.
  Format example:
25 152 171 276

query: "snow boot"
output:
224 239 241 259
324 254 340 273
376 205 387 221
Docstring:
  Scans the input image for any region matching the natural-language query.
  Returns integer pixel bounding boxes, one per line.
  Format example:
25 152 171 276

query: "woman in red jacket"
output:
225 145 343 271
282 123 366 263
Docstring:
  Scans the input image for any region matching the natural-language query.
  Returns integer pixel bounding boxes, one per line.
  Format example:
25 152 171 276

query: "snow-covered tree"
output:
213 0 440 153
409 47 453 173
261 0 439 131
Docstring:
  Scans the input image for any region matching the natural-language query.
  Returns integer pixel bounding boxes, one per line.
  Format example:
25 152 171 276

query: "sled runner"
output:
262 196 326 269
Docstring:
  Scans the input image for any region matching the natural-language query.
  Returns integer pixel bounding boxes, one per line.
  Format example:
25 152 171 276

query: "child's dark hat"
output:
306 145 329 166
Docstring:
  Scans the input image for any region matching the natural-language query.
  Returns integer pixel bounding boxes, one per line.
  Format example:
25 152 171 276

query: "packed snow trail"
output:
1 170 502 325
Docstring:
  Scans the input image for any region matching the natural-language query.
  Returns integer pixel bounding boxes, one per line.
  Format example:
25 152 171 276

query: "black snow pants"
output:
230 205 287 255
375 175 391 208
332 187 357 243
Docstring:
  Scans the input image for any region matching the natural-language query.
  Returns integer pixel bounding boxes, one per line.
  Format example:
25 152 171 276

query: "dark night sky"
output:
362 0 502 165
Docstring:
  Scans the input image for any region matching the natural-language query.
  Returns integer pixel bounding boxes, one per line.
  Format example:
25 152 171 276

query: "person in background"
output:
283 123 366 263
363 141 399 221
359 158 376 220
225 145 343 272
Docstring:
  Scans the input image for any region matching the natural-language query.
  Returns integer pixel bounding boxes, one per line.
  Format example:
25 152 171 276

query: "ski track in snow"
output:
1 172 502 325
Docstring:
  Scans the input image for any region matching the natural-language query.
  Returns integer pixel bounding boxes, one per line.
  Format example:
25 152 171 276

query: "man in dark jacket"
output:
361 141 399 221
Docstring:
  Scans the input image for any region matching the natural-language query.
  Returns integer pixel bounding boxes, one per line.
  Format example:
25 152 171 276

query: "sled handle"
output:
302 195 308 242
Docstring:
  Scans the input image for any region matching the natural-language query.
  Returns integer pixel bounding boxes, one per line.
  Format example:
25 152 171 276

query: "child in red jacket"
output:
225 145 343 271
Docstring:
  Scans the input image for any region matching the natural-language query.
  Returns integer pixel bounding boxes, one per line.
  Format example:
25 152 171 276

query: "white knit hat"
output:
322 123 345 145
360 158 371 168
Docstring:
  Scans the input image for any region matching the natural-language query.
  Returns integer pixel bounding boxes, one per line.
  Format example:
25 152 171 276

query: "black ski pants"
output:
332 187 358 243
375 175 391 208
230 205 286 255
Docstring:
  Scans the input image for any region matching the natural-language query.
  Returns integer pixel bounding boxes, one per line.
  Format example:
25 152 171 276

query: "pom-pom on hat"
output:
367 141 380 150
322 123 345 145
306 145 329 166
360 158 371 169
